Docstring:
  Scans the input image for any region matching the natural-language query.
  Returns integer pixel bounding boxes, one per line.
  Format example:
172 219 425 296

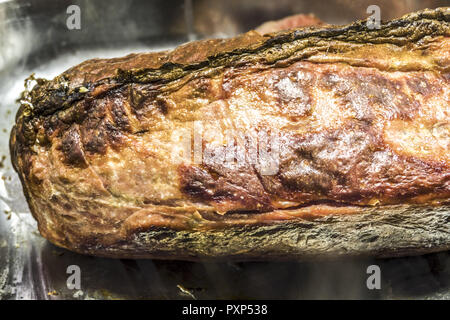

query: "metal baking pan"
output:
0 0 449 300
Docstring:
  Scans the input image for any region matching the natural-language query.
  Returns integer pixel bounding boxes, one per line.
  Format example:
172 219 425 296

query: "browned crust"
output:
255 13 326 34
9 8 450 259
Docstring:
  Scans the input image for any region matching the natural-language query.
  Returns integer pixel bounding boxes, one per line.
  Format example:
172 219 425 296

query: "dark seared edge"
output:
81 204 450 260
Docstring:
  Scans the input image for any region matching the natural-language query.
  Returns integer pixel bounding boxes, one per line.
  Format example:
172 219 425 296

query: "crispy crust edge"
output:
43 204 450 261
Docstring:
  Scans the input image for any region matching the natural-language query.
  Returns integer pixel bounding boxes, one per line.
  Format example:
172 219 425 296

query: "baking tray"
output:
0 0 449 300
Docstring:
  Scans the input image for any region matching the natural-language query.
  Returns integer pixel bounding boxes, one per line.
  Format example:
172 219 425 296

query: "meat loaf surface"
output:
10 8 450 260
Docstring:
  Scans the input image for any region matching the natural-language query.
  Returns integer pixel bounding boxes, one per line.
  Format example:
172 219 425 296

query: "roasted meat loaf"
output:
10 8 450 260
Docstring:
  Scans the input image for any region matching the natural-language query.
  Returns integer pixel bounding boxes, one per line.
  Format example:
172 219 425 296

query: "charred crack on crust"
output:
14 7 450 131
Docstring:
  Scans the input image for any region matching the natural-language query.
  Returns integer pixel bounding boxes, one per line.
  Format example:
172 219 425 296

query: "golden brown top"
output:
10 8 450 237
